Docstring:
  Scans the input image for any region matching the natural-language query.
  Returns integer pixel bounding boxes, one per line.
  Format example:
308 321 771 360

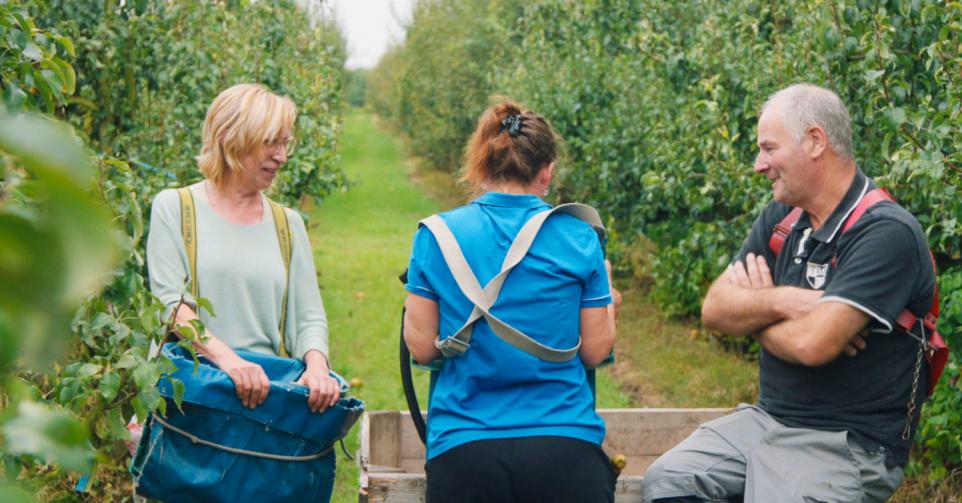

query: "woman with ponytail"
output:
403 99 621 502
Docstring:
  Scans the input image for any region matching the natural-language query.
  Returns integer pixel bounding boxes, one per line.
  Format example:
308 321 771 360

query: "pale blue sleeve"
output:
284 210 330 361
146 189 196 318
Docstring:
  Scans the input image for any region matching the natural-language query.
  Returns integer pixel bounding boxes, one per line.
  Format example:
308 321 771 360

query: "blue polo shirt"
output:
405 192 611 459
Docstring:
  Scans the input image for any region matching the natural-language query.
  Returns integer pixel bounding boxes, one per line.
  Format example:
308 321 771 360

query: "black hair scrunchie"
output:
500 114 524 138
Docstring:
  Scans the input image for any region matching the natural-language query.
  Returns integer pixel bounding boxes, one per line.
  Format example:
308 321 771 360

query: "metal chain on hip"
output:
901 318 929 441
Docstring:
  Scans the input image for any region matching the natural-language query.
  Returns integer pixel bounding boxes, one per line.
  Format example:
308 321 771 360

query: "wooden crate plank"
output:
617 455 664 476
361 408 735 498
365 473 426 503
397 412 427 461
365 473 647 502
398 458 425 474
601 409 730 456
615 476 645 502
362 411 401 468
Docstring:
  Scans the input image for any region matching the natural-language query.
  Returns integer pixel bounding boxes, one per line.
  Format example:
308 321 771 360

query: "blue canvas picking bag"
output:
130 343 364 502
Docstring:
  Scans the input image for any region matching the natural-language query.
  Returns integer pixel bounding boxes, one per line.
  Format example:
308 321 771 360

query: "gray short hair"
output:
761 84 853 160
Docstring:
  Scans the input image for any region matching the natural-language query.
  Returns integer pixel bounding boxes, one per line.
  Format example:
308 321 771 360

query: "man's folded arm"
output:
702 268 823 336
756 301 870 366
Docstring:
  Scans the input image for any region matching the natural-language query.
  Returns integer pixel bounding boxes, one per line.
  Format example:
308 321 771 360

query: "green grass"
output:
312 109 633 502
609 286 758 408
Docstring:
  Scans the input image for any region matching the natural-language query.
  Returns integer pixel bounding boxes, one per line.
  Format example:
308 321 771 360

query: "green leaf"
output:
77 363 102 378
890 108 907 127
115 353 139 369
106 407 129 441
156 393 167 416
131 396 146 422
127 190 144 244
52 34 75 57
132 362 159 390
864 69 885 83
21 41 42 61
54 58 76 95
185 319 207 343
139 312 157 336
171 378 185 410
2 401 92 473
89 312 113 332
110 323 132 344
195 297 216 318
99 372 121 401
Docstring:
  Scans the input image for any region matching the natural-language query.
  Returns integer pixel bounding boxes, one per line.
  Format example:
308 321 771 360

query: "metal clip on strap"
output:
435 334 470 357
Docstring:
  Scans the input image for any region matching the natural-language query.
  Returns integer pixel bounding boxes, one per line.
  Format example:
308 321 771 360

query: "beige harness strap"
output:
269 200 293 358
177 188 293 358
177 188 199 299
420 203 605 362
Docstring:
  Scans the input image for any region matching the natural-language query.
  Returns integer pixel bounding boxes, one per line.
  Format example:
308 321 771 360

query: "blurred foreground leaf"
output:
0 485 35 503
2 401 93 474
0 113 118 309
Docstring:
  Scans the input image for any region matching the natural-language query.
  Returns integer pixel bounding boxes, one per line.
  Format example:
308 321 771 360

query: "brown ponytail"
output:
460 98 558 195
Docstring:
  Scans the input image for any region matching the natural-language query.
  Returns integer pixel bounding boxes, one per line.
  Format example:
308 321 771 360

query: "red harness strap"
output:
767 207 804 257
767 188 947 396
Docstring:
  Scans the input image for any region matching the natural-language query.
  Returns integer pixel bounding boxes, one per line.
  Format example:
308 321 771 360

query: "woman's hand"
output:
171 304 270 409
296 350 341 413
217 351 271 409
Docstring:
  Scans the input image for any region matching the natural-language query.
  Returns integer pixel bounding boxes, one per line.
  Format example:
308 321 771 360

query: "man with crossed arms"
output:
641 84 935 502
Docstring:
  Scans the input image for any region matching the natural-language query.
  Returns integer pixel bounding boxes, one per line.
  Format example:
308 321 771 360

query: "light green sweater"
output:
146 183 329 360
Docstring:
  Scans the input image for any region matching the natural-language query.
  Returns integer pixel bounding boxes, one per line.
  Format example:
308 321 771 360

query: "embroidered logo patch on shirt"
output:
806 261 829 289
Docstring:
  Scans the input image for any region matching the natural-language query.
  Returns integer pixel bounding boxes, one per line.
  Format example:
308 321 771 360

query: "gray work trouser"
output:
642 404 904 503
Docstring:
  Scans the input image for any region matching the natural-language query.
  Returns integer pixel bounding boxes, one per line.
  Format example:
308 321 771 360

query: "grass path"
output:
308 109 437 502
310 109 766 502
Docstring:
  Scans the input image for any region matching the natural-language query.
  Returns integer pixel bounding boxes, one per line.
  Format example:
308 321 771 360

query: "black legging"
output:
425 436 616 503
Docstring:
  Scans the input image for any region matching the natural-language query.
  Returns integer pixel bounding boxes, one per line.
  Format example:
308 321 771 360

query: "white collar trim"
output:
824 178 870 243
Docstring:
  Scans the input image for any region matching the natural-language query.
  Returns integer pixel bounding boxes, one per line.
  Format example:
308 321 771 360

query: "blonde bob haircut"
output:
196 83 296 188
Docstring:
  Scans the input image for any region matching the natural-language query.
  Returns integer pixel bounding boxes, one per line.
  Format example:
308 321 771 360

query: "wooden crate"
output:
358 408 731 503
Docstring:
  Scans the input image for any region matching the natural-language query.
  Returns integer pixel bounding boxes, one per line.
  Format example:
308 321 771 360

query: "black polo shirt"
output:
735 169 936 468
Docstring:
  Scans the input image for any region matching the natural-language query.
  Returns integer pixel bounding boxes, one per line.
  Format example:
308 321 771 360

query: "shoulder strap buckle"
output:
435 335 471 358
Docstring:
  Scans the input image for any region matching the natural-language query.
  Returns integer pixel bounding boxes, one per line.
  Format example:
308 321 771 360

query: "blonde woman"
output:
146 83 339 413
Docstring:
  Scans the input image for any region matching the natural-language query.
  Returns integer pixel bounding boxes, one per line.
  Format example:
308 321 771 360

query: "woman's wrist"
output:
197 335 237 366
303 349 330 374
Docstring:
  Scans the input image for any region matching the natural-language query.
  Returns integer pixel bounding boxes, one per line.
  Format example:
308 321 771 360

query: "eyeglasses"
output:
264 136 297 156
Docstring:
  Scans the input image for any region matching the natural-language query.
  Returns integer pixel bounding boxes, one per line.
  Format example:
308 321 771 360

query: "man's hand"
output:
844 331 868 357
296 350 341 413
218 352 270 409
728 253 823 320
728 252 774 289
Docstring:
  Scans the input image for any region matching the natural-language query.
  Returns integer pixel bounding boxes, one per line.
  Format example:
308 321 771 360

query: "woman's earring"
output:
542 187 549 197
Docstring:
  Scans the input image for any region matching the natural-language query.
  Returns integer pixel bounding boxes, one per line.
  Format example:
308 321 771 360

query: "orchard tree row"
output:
368 0 962 482
0 0 345 499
